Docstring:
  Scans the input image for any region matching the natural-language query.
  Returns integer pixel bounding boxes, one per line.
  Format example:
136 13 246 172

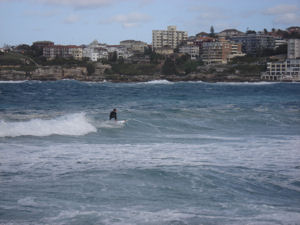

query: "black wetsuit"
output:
109 111 117 120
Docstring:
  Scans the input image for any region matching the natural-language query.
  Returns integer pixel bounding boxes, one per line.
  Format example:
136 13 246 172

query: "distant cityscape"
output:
1 25 300 81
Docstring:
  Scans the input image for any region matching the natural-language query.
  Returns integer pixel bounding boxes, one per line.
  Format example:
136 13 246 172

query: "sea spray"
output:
0 112 96 137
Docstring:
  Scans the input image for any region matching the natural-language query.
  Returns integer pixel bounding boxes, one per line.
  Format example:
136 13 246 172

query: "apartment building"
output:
120 40 148 53
152 26 188 50
107 45 133 59
179 45 200 60
83 40 109 61
230 33 275 55
202 38 244 64
262 39 300 81
261 59 300 81
287 39 300 59
43 45 82 60
274 39 287 49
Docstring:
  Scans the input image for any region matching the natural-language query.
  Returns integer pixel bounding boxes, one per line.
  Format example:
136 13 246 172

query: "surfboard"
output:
116 120 127 124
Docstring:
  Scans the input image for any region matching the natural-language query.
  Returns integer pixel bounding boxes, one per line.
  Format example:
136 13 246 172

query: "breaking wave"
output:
0 113 97 137
144 80 173 84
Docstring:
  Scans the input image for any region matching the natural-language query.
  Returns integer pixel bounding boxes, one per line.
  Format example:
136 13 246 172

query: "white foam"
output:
17 197 38 206
97 120 126 128
0 112 97 137
144 80 173 84
215 81 278 85
0 80 28 83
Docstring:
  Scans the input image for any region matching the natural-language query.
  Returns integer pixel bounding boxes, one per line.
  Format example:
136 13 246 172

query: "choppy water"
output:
0 80 300 225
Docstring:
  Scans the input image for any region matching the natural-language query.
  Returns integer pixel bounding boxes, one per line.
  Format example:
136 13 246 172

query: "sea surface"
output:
0 80 300 225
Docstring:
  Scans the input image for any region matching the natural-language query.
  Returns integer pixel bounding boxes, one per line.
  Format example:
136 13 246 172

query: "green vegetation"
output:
0 52 31 65
209 26 215 37
227 55 267 75
175 54 203 74
162 58 177 75
144 47 164 64
109 63 159 75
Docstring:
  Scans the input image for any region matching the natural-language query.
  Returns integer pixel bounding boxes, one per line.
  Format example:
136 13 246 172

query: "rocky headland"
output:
0 63 262 83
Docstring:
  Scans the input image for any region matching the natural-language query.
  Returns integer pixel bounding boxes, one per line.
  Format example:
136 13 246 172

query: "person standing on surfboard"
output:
109 108 117 120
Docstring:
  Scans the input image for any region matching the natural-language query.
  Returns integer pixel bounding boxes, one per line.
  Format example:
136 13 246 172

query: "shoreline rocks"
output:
0 65 271 83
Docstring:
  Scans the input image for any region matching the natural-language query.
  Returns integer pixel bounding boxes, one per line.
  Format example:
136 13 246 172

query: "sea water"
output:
0 80 300 225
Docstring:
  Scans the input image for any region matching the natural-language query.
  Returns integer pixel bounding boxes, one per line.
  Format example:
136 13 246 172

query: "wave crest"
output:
0 113 97 137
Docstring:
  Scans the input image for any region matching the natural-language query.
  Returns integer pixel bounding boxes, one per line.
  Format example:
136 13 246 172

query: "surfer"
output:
109 108 117 121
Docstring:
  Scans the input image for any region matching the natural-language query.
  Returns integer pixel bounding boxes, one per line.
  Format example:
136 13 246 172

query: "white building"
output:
262 59 300 81
274 39 287 49
288 39 300 59
179 45 200 60
262 39 300 81
152 26 188 50
83 40 109 61
120 40 148 53
107 45 133 59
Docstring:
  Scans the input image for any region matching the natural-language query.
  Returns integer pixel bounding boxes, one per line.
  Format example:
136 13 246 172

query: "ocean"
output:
0 80 300 225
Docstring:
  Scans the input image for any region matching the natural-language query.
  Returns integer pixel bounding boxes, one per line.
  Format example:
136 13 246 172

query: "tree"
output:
86 63 95 75
246 30 256 34
162 57 177 75
263 28 268 34
110 51 118 62
209 26 215 37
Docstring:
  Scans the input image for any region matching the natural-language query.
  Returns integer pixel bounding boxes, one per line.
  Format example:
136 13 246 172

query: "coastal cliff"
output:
0 65 261 82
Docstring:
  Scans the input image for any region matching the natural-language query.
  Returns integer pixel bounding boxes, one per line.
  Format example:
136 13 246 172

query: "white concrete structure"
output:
262 59 300 81
274 39 287 49
120 40 148 53
152 26 188 50
179 45 200 60
288 39 300 59
107 45 133 59
262 39 300 81
83 40 110 61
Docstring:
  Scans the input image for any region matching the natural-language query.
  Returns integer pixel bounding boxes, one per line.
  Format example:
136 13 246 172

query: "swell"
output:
0 112 96 137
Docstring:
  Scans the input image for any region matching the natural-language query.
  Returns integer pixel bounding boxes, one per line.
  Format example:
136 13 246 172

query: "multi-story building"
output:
261 59 300 81
201 38 244 64
152 26 188 50
107 45 133 59
230 33 275 55
120 40 148 53
83 46 108 61
154 46 174 55
179 45 200 60
274 39 287 49
287 39 300 59
43 45 82 60
262 39 300 81
69 47 83 60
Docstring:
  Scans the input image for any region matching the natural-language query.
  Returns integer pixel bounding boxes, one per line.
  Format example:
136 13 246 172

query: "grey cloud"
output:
264 4 300 25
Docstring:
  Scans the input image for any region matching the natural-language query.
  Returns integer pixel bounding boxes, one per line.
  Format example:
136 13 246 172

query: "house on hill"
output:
217 29 244 38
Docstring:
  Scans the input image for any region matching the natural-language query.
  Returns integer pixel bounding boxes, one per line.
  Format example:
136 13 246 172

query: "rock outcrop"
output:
0 64 261 82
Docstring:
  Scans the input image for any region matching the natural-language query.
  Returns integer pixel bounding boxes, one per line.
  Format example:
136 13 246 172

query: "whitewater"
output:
0 80 300 225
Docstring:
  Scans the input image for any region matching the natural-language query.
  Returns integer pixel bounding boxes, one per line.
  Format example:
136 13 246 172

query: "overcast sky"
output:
0 0 299 46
